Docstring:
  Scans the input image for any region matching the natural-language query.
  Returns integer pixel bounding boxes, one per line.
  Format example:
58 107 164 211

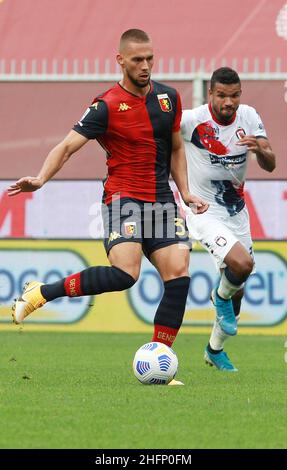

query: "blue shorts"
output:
102 197 191 259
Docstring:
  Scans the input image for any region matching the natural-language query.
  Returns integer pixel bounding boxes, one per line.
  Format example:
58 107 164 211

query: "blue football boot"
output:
211 288 237 336
204 348 238 372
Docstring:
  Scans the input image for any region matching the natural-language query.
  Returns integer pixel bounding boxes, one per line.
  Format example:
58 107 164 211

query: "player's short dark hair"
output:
120 29 151 45
210 67 241 90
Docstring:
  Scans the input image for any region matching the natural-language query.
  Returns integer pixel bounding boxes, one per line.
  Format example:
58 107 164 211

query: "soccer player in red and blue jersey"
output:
8 30 208 381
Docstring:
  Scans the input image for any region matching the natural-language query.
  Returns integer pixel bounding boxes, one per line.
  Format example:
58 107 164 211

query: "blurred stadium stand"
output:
0 0 287 179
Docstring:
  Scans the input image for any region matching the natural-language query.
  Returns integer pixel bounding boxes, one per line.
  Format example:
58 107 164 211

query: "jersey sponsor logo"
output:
108 231 122 244
124 222 137 236
236 127 246 139
118 103 131 112
157 93 172 112
209 153 247 166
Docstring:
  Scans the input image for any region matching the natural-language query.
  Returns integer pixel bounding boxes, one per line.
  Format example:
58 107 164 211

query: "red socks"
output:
152 324 179 347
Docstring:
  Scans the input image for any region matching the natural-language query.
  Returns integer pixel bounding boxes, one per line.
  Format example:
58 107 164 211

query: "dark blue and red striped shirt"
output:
73 81 182 204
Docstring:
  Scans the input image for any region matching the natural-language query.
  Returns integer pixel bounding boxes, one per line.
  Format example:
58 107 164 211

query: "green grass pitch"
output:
1 331 286 449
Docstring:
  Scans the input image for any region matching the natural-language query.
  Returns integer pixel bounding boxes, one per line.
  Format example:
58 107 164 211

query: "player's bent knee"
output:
164 268 190 281
113 265 140 283
126 270 140 283
238 257 254 277
111 266 137 290
122 273 137 288
246 258 255 274
230 256 253 279
168 256 190 279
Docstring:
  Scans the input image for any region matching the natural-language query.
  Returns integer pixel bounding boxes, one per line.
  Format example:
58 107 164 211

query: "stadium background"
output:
1 0 287 452
1 0 287 334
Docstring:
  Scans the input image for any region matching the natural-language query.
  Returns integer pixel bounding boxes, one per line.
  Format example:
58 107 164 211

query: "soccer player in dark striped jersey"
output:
8 30 208 383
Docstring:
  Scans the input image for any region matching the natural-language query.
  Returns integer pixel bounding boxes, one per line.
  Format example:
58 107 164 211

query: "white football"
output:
133 342 178 385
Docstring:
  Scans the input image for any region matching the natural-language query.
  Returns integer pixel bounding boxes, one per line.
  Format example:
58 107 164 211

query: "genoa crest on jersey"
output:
124 222 137 236
157 93 172 112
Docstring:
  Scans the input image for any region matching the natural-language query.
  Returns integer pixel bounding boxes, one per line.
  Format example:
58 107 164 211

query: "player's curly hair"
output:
210 67 241 90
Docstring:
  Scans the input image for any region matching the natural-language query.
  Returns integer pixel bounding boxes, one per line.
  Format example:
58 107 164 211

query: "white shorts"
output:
186 206 254 271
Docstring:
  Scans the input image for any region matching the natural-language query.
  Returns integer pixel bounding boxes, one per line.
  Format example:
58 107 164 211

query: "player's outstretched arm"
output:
7 131 88 196
237 135 276 172
170 131 209 214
